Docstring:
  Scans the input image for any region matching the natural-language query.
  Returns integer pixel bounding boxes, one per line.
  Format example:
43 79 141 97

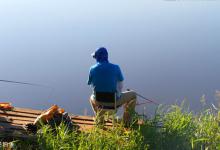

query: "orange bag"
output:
44 105 59 121
0 102 13 110
34 105 65 126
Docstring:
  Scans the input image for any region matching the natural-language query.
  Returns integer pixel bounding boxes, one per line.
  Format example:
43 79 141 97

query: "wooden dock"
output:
0 107 112 142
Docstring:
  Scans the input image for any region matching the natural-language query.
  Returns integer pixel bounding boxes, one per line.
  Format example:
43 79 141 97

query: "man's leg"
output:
89 95 98 114
117 90 137 126
89 95 105 124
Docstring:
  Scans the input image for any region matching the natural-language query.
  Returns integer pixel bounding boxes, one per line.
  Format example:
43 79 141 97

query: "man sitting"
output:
88 47 137 125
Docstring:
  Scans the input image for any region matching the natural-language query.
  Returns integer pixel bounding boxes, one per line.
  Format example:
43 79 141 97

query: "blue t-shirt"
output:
88 62 124 93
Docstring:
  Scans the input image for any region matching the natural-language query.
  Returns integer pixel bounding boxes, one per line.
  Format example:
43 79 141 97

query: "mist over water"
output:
0 1 219 115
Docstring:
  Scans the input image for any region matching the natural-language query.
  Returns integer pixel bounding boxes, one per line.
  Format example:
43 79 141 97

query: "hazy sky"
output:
0 1 219 115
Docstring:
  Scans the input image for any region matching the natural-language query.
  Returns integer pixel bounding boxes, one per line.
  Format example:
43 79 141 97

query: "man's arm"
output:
116 65 124 97
87 68 93 85
117 81 124 94
117 65 124 82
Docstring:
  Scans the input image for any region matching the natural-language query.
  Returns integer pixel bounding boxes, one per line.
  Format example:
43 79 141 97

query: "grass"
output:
139 101 220 150
10 123 146 150
3 100 220 150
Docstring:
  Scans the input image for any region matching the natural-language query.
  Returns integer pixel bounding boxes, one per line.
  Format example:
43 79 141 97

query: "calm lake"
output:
0 1 219 116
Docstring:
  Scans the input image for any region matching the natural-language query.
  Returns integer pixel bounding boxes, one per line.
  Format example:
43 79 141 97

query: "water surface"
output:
0 1 219 115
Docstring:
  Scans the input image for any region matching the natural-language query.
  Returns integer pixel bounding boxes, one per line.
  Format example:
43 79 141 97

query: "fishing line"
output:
127 89 160 106
136 92 159 105
0 79 55 101
136 101 151 106
0 80 50 88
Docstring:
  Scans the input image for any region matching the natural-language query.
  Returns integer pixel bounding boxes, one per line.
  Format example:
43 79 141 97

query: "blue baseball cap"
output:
91 47 108 59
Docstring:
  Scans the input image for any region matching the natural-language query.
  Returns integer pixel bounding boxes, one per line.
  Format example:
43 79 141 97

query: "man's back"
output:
88 62 124 93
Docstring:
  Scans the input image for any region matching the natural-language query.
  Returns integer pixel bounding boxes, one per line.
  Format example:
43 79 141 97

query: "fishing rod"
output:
0 80 41 86
127 89 160 105
0 79 52 88
0 79 54 100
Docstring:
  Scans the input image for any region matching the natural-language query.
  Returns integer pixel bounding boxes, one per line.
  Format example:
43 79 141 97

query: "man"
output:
88 47 137 125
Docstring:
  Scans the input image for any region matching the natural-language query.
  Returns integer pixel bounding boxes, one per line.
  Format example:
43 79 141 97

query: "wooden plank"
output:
71 115 113 123
13 107 43 115
12 108 95 121
0 119 112 127
0 117 111 127
1 116 36 122
76 124 113 131
1 108 112 123
0 119 111 128
0 128 27 134
0 115 112 126
1 120 33 125
71 115 94 121
0 131 36 142
0 117 12 122
0 122 26 131
77 124 95 131
72 119 112 126
0 133 35 139
0 123 97 134
0 122 25 129
0 111 38 118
